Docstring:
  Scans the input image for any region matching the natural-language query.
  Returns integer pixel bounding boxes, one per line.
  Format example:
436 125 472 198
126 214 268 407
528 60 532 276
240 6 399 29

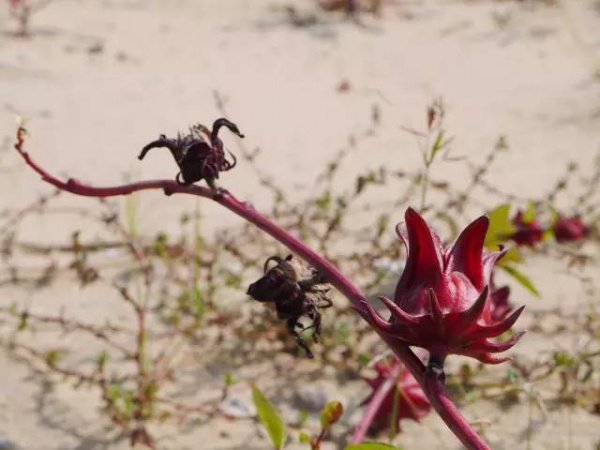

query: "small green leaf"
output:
345 442 398 450
319 400 343 428
523 202 536 223
252 384 286 449
191 287 204 318
485 203 515 249
298 432 311 443
298 410 309 425
429 130 445 161
45 348 67 367
96 350 109 369
553 351 576 367
17 312 28 331
224 372 235 387
507 367 519 383
500 265 539 297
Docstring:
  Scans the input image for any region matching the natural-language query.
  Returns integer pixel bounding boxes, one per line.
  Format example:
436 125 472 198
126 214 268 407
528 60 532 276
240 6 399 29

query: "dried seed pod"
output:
138 118 243 191
247 255 332 358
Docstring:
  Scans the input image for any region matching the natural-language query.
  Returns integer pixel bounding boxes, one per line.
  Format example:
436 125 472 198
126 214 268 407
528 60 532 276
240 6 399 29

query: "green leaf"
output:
252 384 286 449
298 410 309 426
507 367 519 383
298 432 311 443
224 372 235 387
429 130 445 161
17 312 28 331
553 351 576 367
96 350 109 370
319 400 344 428
500 265 539 297
523 202 537 223
485 203 515 249
345 442 398 450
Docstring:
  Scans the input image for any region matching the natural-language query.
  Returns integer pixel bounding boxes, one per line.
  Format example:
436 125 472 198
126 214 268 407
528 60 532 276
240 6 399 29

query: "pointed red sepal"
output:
395 208 444 295
468 330 526 354
481 248 507 284
427 289 444 325
362 300 394 332
446 216 489 289
378 295 418 325
459 285 489 328
468 305 525 340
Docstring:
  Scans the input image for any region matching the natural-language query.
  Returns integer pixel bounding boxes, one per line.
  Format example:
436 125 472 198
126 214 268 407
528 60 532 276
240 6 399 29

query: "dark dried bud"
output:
247 255 332 358
138 118 244 188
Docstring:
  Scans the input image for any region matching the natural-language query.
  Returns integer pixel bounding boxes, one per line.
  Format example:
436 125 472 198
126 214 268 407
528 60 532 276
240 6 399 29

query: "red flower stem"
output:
351 361 400 443
424 371 489 450
13 129 490 450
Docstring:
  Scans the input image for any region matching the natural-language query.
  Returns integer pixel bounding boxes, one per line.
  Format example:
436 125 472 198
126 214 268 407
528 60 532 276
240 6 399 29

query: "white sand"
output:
1 0 599 448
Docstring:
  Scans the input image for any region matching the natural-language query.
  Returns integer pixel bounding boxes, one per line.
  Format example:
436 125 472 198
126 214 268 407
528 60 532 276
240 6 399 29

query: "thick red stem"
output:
424 371 489 450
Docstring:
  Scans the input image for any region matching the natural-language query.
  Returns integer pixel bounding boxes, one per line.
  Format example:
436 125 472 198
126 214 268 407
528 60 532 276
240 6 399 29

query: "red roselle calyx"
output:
362 358 431 435
509 210 544 247
552 215 589 243
365 208 525 366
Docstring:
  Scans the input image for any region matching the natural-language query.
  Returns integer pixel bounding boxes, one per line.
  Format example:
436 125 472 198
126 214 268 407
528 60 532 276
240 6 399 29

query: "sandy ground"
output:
1 0 600 449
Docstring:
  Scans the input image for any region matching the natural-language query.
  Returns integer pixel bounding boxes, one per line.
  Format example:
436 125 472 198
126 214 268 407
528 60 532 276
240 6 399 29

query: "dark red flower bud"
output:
365 208 525 365
509 210 544 247
362 358 431 435
552 215 589 243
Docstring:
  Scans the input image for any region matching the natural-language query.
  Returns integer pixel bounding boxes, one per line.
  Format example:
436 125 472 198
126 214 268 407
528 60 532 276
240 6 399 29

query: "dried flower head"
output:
365 208 525 365
247 255 332 358
138 118 243 190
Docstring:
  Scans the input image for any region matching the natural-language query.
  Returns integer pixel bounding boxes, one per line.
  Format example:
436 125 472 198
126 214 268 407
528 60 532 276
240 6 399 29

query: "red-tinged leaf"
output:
319 400 344 428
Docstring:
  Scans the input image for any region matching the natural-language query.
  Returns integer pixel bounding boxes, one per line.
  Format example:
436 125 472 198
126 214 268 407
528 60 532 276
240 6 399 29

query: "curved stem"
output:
13 127 490 449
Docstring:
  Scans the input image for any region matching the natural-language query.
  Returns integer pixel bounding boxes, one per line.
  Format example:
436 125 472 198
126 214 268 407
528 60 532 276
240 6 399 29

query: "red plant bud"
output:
509 210 544 247
552 215 589 243
362 358 430 435
365 208 525 365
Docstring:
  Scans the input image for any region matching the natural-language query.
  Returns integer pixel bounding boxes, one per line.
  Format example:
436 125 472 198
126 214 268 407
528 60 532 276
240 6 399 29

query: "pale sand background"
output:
1 0 600 449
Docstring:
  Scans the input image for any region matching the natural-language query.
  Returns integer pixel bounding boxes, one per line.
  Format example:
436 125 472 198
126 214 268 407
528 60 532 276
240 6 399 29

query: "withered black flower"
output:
247 255 332 358
138 118 244 190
